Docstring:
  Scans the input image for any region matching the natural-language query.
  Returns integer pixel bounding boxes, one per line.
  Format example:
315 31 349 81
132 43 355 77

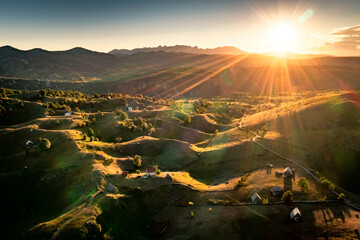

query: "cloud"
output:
311 25 360 56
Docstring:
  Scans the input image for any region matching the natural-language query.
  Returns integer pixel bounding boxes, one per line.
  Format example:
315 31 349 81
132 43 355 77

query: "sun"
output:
267 23 297 52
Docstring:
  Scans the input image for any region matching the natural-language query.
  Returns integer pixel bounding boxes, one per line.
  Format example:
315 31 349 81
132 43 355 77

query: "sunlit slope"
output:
244 92 360 193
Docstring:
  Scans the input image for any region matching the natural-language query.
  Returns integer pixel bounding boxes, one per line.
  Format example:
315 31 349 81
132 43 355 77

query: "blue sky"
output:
0 0 359 54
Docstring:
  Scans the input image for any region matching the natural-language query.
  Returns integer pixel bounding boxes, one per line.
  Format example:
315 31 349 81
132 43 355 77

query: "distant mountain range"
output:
109 45 247 55
1 45 360 98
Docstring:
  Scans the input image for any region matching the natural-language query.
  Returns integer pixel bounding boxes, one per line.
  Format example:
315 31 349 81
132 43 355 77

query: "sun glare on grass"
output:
267 23 297 53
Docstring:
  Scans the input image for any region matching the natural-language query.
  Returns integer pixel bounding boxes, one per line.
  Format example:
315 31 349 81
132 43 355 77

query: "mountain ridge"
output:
109 45 247 55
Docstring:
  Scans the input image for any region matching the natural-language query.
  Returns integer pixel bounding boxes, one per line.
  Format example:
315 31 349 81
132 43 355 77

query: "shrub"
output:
82 134 87 140
103 158 114 165
297 177 309 191
281 191 293 203
319 196 327 202
39 138 51 151
114 137 122 143
214 129 219 135
262 198 269 205
338 193 345 201
132 155 142 168
234 177 247 189
207 199 231 205
190 211 194 218
90 136 94 141
136 169 141 174
48 109 55 115
74 107 80 112
209 208 212 212
188 201 194 206
64 105 71 111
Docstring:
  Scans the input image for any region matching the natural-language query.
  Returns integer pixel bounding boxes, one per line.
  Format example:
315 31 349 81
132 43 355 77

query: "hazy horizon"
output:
1 0 359 56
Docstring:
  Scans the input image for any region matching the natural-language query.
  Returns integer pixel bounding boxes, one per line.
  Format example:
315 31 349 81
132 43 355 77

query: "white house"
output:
65 112 72 116
127 107 133 112
251 192 261 203
290 207 301 221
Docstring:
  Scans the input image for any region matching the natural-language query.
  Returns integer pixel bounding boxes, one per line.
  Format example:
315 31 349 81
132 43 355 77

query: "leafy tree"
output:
281 191 293 203
156 169 161 175
184 115 191 125
132 155 142 168
338 193 345 201
90 136 95 142
88 128 94 136
297 177 309 191
262 198 269 205
136 169 141 174
64 105 71 112
74 107 80 112
321 179 335 191
39 138 51 151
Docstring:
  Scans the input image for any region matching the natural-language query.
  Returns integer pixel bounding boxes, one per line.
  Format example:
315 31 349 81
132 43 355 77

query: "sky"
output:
0 0 359 55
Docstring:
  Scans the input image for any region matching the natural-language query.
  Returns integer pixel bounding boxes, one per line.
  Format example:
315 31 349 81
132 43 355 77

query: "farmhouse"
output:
271 186 283 196
146 167 156 177
251 192 261 203
290 207 301 221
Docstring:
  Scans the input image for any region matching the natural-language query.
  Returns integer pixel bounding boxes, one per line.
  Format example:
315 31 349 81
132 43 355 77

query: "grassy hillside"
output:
1 88 359 239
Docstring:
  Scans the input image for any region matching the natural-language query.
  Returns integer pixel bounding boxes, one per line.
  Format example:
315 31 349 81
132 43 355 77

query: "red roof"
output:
121 171 129 177
146 167 155 173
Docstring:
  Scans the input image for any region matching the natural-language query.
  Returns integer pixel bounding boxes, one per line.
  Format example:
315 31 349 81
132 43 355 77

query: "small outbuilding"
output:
251 192 261 203
290 207 301 221
283 167 292 177
271 186 283 196
106 183 118 193
26 140 34 148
